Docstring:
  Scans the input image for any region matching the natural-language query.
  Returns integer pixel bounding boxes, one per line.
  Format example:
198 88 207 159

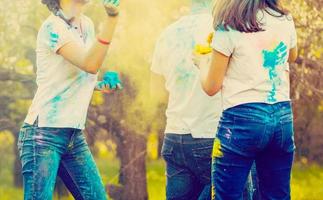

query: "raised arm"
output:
57 0 120 74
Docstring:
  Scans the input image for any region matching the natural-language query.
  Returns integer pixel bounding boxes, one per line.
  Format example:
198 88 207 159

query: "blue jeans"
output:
162 134 214 200
17 122 107 200
212 102 295 200
162 134 257 200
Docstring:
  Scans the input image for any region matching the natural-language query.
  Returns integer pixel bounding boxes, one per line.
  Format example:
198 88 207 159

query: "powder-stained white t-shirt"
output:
25 14 97 129
151 13 222 138
211 10 297 110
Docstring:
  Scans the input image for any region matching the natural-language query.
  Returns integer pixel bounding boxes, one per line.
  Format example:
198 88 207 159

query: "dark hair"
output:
41 0 72 25
213 0 289 33
41 0 60 15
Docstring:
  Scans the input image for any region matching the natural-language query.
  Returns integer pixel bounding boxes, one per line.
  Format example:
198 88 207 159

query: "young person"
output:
151 1 257 199
197 0 298 199
17 0 121 199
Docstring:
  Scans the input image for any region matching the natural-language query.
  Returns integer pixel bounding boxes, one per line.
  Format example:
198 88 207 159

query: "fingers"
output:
192 52 200 68
100 82 122 94
116 83 123 90
103 0 120 7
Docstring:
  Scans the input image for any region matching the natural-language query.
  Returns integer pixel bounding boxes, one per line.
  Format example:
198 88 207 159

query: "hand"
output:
192 50 212 69
96 81 122 94
193 32 214 69
95 71 123 94
103 0 120 16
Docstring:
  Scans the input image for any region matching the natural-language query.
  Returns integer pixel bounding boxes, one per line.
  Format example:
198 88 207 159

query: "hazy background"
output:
0 0 322 199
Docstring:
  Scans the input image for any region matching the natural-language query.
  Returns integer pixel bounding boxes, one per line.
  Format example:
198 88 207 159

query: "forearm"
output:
57 1 120 74
200 60 218 96
83 16 119 74
200 51 229 96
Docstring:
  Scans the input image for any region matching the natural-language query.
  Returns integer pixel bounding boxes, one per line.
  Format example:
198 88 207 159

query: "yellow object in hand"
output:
194 45 212 55
207 32 214 45
194 33 214 55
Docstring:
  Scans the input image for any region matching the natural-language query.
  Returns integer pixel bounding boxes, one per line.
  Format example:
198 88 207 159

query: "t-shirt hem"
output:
223 98 291 110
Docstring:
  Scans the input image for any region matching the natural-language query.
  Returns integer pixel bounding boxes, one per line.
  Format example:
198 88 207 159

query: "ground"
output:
1 156 323 200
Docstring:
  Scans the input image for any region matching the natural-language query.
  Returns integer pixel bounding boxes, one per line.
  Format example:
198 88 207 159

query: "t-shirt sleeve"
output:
40 20 73 53
151 34 168 76
289 18 297 49
211 28 234 57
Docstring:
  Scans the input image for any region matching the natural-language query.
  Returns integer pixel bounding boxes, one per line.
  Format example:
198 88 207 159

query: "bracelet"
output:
97 37 111 45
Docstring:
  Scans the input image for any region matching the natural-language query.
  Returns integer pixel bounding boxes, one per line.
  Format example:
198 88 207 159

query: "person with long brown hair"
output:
195 0 298 199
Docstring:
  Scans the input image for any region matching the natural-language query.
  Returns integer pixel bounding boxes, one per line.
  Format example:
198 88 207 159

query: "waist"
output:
164 133 214 144
222 101 293 123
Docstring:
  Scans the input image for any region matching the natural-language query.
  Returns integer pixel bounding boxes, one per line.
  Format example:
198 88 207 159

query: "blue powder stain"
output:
216 24 226 32
175 62 195 86
46 74 86 124
99 71 122 89
46 23 59 50
47 95 62 124
262 42 288 103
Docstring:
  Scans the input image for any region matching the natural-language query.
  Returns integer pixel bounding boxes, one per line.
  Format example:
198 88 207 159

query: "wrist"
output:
107 11 119 17
105 7 119 17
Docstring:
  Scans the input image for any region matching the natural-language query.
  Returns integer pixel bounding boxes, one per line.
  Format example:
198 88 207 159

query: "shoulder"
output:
82 15 95 27
38 15 70 36
156 16 189 45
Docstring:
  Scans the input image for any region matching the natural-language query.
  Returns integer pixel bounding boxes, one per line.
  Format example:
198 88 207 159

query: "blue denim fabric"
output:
212 101 295 200
162 134 257 200
17 122 107 200
162 134 214 200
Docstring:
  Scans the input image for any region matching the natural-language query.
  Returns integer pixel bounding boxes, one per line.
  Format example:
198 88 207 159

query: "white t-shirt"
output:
212 10 297 110
151 13 222 138
24 14 97 129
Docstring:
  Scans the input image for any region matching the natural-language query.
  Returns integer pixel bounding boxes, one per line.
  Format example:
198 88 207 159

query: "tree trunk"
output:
107 129 148 200
13 129 23 187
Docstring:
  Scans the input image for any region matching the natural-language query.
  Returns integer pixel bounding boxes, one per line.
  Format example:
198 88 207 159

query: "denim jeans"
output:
211 101 295 200
17 122 107 200
162 134 257 200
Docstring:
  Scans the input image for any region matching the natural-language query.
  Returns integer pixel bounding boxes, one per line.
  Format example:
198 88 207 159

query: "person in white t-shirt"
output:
196 0 298 199
17 0 122 199
151 0 258 199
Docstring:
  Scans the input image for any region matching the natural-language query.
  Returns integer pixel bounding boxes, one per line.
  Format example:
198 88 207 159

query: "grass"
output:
0 156 322 200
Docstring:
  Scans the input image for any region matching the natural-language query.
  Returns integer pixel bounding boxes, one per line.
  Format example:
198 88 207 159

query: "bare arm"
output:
57 1 120 74
199 50 230 96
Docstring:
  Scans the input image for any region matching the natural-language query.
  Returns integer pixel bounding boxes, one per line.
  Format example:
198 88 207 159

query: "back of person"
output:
197 0 298 199
152 13 222 138
212 10 296 110
151 8 223 199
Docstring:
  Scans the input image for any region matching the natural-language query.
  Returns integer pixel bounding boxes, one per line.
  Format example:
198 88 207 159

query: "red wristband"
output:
97 37 111 45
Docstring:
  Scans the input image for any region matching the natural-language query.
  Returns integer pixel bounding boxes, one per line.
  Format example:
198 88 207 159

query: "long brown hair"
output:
213 0 288 33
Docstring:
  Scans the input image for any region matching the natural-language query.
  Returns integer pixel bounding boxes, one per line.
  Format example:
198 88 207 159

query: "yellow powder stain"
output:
212 138 223 158
194 32 214 55
212 185 216 200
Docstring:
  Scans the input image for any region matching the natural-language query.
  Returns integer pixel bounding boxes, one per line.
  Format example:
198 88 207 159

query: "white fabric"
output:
25 14 97 129
211 10 297 110
151 13 222 138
